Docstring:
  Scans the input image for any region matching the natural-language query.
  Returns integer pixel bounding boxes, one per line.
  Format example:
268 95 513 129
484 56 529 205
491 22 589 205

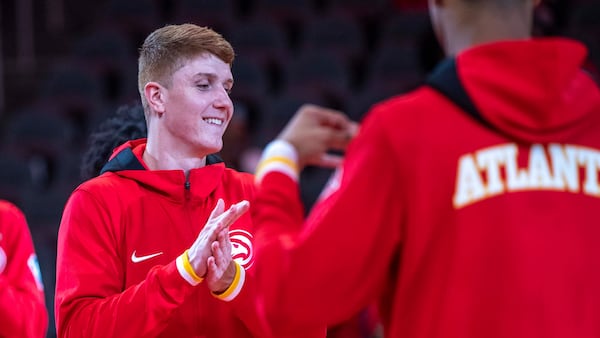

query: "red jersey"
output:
56 139 294 338
0 200 48 337
250 38 600 337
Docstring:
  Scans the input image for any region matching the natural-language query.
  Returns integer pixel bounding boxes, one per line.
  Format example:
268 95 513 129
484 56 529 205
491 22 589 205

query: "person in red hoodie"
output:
54 23 313 338
0 200 48 337
243 0 600 337
75 100 379 338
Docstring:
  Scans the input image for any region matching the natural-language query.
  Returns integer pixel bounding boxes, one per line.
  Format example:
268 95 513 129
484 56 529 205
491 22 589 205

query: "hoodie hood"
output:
100 138 226 202
455 38 600 143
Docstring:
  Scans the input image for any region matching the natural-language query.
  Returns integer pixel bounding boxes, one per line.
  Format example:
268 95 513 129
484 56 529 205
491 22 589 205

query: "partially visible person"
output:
0 200 48 337
80 103 147 181
238 0 600 337
55 24 292 338
77 96 379 338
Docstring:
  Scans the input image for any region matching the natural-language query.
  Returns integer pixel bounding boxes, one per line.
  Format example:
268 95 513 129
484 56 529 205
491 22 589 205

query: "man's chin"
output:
203 144 223 157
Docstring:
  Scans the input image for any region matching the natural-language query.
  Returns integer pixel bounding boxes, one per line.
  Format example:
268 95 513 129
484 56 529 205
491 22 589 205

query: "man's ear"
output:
144 82 165 114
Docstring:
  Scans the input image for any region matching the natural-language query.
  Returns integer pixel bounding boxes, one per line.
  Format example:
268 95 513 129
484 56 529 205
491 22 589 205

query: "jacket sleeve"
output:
0 201 48 338
55 189 197 338
250 111 403 333
219 173 327 338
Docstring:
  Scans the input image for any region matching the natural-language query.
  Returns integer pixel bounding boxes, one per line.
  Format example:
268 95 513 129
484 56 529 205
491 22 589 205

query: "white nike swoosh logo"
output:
131 250 163 263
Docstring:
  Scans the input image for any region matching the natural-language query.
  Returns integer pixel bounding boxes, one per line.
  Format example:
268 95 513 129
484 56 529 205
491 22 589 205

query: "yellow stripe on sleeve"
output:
212 261 245 302
176 249 204 285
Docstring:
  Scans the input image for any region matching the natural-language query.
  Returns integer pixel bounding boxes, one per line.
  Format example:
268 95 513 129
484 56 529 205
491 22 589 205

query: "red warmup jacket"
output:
55 140 370 338
55 140 326 338
250 38 600 337
0 200 47 337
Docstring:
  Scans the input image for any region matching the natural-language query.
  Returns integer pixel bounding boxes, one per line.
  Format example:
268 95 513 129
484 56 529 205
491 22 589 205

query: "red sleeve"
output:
55 189 197 338
223 175 327 338
251 112 403 333
0 201 48 338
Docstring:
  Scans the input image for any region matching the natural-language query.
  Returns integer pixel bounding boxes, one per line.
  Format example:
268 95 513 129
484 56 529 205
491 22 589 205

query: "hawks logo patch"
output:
229 229 254 269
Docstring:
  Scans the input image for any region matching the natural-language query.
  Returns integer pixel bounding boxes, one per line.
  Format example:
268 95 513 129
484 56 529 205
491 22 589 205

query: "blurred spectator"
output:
0 200 48 337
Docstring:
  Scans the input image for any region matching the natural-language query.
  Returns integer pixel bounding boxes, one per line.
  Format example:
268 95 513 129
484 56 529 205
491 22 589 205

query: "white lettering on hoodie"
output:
453 143 600 208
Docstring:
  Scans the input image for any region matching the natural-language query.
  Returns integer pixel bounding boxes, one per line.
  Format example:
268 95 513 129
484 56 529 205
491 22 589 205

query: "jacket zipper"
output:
184 180 191 198
183 179 201 331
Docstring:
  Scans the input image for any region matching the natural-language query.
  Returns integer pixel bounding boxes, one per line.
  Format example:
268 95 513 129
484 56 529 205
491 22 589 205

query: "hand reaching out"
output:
277 104 359 169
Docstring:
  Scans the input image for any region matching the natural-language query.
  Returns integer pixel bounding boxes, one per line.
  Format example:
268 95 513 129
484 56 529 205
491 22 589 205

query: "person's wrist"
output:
212 260 237 294
271 139 299 160
176 249 204 286
255 139 300 183
188 250 206 278
212 261 245 302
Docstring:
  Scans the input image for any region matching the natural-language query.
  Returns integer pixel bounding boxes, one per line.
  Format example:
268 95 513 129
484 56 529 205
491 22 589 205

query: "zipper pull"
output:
184 181 191 190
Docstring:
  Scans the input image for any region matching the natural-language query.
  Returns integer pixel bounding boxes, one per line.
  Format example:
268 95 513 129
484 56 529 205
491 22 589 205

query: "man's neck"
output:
143 140 207 175
443 4 533 56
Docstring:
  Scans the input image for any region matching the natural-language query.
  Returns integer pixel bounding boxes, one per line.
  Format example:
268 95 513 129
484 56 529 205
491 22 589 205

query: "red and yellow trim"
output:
212 261 245 302
176 250 204 286
255 140 299 183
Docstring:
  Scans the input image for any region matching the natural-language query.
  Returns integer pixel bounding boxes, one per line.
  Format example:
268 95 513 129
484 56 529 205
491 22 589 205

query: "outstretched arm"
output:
251 105 401 333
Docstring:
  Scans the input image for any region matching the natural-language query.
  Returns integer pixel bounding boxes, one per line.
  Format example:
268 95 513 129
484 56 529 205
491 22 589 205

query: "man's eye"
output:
197 83 210 90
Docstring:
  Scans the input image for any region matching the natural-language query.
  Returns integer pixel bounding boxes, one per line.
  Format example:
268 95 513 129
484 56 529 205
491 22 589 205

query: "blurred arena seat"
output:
228 19 290 75
299 14 367 66
282 50 351 111
172 0 236 35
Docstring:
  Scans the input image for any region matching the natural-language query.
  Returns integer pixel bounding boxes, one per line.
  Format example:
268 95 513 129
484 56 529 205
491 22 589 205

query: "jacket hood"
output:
100 139 226 202
456 38 600 143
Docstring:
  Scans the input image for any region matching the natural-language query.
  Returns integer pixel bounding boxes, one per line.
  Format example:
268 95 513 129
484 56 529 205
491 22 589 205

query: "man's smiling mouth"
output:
203 117 223 126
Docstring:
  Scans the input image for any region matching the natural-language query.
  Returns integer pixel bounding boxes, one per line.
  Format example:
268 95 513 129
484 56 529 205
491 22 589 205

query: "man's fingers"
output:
317 153 344 168
328 128 356 151
212 241 228 266
308 105 355 132
207 256 217 275
208 243 221 271
347 122 360 138
213 200 250 233
319 109 351 130
308 107 357 151
235 200 250 212
209 199 225 219
217 229 232 252
211 241 220 254
217 227 230 239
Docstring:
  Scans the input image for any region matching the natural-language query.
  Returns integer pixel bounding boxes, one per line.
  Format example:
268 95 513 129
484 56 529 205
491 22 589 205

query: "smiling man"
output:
55 24 279 338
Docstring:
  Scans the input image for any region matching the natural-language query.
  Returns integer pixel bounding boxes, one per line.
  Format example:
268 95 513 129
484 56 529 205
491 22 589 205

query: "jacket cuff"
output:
255 140 299 183
176 250 204 286
212 261 245 302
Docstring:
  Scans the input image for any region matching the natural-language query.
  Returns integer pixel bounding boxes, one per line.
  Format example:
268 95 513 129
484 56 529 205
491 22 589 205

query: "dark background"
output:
0 0 598 336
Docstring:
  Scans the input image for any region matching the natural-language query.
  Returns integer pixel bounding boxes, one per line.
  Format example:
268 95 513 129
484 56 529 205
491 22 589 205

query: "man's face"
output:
161 53 234 157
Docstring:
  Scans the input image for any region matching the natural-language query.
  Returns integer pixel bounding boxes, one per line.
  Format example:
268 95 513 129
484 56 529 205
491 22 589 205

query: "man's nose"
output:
213 88 232 107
